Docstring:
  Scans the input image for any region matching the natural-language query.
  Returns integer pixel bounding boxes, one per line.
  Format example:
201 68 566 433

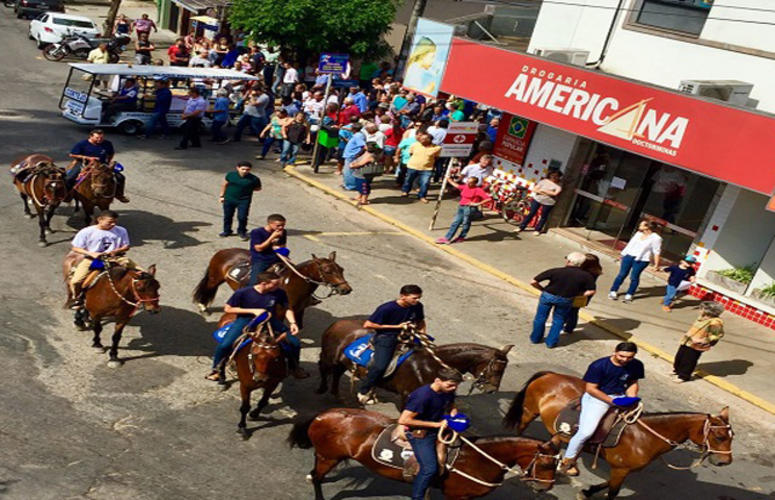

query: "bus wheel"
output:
118 120 142 135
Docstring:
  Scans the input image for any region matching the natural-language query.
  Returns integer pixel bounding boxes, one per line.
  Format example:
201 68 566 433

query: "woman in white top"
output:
515 170 563 235
609 220 662 303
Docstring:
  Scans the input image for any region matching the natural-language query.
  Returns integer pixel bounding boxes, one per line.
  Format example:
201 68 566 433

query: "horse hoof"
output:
45 228 54 235
37 241 47 247
92 344 105 351
107 359 123 368
305 474 313 483
237 427 250 440
248 410 262 421
196 303 209 316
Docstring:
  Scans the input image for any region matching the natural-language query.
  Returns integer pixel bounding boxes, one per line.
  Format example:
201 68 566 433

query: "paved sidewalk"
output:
286 161 775 414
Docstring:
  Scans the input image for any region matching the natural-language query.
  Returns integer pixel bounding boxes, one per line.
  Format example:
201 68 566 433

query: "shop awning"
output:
439 38 775 196
191 15 219 30
68 63 259 81
171 0 230 14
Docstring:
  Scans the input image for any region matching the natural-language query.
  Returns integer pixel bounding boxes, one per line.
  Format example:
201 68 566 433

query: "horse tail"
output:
503 371 553 430
192 265 219 308
287 417 315 449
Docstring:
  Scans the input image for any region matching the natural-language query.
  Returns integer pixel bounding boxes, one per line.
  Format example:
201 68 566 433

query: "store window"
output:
634 0 711 37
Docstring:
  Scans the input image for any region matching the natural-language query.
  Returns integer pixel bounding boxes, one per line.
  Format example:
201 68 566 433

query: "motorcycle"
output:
42 32 130 62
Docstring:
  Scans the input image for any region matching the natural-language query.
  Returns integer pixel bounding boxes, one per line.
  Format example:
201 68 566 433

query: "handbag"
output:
358 161 385 176
571 295 589 308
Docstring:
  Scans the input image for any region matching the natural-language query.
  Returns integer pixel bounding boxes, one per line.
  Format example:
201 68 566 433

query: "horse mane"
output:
436 343 499 357
108 266 130 281
642 411 705 419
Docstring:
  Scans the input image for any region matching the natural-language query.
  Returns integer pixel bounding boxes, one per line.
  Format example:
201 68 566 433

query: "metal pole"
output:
429 158 454 230
311 73 332 174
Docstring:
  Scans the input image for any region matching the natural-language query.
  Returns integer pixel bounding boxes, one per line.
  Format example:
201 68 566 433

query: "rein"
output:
405 327 460 377
103 267 158 313
636 415 733 470
25 171 65 208
275 254 345 300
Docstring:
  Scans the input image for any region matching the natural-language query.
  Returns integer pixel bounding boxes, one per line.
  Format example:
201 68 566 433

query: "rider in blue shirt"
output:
559 342 644 476
398 368 461 500
248 213 287 285
67 129 129 203
357 284 425 405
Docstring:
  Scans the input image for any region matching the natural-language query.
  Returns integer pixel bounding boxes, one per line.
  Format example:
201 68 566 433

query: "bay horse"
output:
214 313 288 440
63 252 160 366
288 408 561 500
192 250 352 328
12 154 67 246
316 319 513 405
68 160 116 226
502 371 734 499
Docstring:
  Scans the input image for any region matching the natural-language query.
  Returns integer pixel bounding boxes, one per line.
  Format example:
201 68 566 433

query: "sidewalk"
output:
286 161 775 415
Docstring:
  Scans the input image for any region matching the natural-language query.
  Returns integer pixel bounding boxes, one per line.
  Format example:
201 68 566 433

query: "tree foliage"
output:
229 0 400 59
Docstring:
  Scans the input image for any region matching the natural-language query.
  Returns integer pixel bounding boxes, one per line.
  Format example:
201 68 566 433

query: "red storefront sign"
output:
441 38 775 195
492 113 537 166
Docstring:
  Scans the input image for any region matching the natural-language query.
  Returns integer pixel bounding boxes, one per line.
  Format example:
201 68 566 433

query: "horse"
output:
214 314 289 440
502 371 734 499
62 252 161 367
288 408 561 500
12 154 67 247
68 160 116 225
316 319 513 405
192 250 352 328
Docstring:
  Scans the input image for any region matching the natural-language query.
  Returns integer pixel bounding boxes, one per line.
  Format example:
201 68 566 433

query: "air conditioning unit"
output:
533 48 590 66
678 80 754 107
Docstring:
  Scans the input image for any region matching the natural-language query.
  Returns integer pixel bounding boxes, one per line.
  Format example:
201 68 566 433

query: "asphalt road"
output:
0 10 774 500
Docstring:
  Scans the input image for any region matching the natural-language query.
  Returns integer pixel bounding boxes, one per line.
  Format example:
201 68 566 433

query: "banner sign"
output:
318 53 349 74
440 38 775 195
402 18 454 97
492 113 537 166
441 121 478 157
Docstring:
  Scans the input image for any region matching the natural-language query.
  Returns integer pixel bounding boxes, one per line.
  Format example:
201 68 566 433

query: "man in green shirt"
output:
219 161 262 240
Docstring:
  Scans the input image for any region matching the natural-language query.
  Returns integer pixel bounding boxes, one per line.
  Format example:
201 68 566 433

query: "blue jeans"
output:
359 334 397 394
663 284 678 306
402 169 432 199
342 157 359 191
564 307 579 333
407 432 438 500
445 205 474 240
233 115 266 141
222 199 250 235
530 292 572 348
520 199 554 232
145 111 169 137
281 141 300 165
211 119 227 141
213 316 252 369
249 259 277 286
260 136 279 157
611 255 649 296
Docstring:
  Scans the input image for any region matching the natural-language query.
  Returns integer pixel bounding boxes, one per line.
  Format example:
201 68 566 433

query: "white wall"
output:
528 0 775 112
493 124 578 183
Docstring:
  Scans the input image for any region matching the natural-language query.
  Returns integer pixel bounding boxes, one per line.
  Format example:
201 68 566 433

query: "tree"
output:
229 0 400 60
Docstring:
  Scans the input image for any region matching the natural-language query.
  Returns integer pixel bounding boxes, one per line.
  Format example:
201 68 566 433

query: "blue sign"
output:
318 53 349 74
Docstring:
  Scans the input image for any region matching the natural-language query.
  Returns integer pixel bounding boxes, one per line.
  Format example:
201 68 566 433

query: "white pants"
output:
564 392 623 459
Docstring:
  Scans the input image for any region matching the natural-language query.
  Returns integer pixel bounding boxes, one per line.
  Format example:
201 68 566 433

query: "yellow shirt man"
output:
87 46 110 64
407 141 442 171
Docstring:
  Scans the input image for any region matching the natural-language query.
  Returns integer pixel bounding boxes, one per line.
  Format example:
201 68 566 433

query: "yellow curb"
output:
284 165 775 416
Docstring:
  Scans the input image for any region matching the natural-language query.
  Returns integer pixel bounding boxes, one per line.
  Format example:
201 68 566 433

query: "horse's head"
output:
89 162 116 198
131 265 161 313
521 434 561 491
701 406 734 466
39 164 67 203
309 252 352 295
470 344 513 393
251 330 286 381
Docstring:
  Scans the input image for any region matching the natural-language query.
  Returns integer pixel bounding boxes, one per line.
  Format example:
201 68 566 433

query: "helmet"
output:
274 247 291 257
445 413 471 433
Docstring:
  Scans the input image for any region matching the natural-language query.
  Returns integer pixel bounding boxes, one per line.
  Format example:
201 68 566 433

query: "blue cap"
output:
683 255 697 263
274 247 291 257
89 259 105 270
612 396 641 407
444 413 471 433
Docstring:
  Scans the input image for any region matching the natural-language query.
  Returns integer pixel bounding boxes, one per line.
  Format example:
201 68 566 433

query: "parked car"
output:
14 0 64 19
29 12 99 48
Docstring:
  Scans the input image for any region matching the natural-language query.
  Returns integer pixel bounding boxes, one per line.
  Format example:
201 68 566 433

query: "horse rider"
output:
67 129 129 203
398 367 461 500
248 213 287 285
68 210 138 309
558 341 644 476
206 271 308 383
357 284 426 405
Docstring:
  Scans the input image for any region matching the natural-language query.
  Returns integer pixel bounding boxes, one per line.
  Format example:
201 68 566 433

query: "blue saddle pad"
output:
344 334 415 368
212 322 252 352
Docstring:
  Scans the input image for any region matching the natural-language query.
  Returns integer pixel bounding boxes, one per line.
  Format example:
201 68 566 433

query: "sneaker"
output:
238 233 249 241
435 237 450 244
452 237 465 243
533 231 541 236
608 291 618 300
672 376 687 384
662 305 672 312
116 196 130 203
219 231 233 238
557 458 579 476
623 294 633 303
513 227 522 234
356 392 372 405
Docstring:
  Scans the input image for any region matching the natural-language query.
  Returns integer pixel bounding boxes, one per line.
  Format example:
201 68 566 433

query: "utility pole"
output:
103 0 122 37
395 0 427 77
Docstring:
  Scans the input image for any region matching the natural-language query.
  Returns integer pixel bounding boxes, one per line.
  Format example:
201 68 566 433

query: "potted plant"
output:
751 282 775 308
705 266 755 295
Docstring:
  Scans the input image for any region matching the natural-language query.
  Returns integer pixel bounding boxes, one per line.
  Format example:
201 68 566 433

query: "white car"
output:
29 12 100 49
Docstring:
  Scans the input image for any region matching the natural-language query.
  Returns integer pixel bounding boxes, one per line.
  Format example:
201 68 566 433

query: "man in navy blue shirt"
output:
67 129 129 203
357 284 425 405
559 342 644 476
142 78 172 139
103 78 139 121
248 214 287 285
398 368 461 500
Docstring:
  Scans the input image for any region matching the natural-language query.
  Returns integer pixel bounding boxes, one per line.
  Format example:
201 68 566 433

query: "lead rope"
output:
635 416 732 470
592 402 644 469
406 326 462 377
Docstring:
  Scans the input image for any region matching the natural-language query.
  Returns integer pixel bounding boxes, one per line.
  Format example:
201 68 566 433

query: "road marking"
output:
284 164 775 416
314 231 404 237
303 234 321 242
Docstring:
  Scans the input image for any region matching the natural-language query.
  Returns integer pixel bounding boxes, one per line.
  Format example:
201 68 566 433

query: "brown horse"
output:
316 319 513 404
289 408 561 500
192 250 352 327
68 160 116 225
63 252 161 366
502 371 734 499
12 154 67 246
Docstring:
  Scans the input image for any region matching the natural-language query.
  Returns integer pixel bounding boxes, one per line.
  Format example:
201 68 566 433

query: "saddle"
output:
554 398 637 449
227 261 287 285
371 423 461 482
345 333 415 379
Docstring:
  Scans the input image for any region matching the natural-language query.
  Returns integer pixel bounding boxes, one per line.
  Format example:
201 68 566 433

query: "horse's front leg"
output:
308 453 341 500
107 320 127 367
249 378 280 420
82 201 93 226
37 209 48 247
44 204 57 233
581 479 610 498
91 318 104 349
20 193 32 217
238 383 252 440
605 468 629 500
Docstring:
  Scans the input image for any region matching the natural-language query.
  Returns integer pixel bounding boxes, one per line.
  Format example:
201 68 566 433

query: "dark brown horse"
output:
316 319 513 404
68 160 116 225
63 252 160 366
192 250 352 327
289 408 561 500
503 371 734 499
12 154 67 246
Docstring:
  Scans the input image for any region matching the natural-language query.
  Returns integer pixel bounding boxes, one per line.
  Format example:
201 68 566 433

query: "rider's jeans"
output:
249 258 277 286
408 431 439 500
212 316 252 370
564 392 623 460
359 334 397 394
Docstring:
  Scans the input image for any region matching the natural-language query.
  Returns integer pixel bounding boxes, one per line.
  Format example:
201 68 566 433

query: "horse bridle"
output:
72 163 116 199
636 415 733 469
104 268 160 311
277 254 349 300
469 355 508 394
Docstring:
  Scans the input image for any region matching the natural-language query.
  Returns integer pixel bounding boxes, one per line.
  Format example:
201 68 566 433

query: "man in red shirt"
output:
167 38 189 67
337 97 361 126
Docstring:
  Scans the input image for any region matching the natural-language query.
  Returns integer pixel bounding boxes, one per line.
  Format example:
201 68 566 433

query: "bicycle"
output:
487 179 531 226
